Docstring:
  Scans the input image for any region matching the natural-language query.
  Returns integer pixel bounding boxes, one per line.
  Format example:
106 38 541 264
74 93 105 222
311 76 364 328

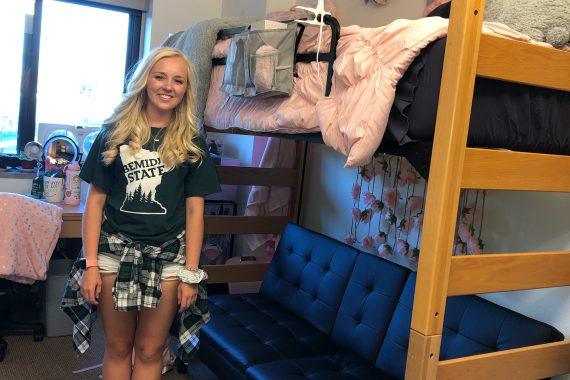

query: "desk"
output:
59 203 84 238
54 202 269 283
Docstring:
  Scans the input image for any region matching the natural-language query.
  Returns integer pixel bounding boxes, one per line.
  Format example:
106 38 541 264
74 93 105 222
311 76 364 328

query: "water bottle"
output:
64 161 81 205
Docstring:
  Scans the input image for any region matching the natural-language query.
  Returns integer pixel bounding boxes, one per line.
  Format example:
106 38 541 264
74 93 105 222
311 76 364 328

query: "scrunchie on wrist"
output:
177 267 208 284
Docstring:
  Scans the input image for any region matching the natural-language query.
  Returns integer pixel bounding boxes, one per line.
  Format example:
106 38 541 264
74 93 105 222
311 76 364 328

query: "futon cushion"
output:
332 252 412 362
374 271 416 379
246 354 396 380
441 295 565 359
200 293 347 379
375 272 566 379
260 223 359 334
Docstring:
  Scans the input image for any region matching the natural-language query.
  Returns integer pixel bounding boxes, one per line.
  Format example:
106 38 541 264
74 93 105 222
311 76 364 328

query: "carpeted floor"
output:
0 319 219 380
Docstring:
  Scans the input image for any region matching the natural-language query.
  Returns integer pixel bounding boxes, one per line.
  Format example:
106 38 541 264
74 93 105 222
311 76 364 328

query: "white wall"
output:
145 0 223 49
333 0 425 27
221 0 266 18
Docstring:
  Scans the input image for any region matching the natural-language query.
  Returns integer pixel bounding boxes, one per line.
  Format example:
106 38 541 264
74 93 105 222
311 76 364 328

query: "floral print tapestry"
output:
346 153 485 270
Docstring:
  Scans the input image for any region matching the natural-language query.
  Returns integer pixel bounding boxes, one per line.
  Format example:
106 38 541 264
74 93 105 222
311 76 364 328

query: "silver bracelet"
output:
177 267 208 284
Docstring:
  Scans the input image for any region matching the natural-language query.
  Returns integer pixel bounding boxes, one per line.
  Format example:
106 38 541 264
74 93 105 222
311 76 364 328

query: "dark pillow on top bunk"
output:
426 1 451 18
386 37 445 145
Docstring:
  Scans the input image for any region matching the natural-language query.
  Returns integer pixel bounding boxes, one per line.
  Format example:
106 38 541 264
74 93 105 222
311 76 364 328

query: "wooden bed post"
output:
406 1 485 379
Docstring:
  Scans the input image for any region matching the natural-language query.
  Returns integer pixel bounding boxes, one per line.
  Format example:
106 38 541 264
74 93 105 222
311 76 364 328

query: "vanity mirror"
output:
43 135 79 165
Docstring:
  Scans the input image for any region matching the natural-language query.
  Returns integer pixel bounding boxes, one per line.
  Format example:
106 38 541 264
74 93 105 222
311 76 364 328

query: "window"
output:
0 0 142 154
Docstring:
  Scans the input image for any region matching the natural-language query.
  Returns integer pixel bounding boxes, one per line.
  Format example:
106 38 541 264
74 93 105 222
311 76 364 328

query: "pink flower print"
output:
371 200 384 213
398 170 419 186
462 205 479 225
407 196 423 214
351 208 362 221
363 192 376 206
352 183 361 201
374 231 387 244
382 189 400 209
359 166 374 182
457 223 472 242
345 234 356 246
385 211 397 225
453 241 466 255
362 236 375 250
411 214 424 229
395 239 409 256
410 247 420 260
371 156 387 175
466 237 482 254
378 244 392 257
361 209 372 224
398 217 412 235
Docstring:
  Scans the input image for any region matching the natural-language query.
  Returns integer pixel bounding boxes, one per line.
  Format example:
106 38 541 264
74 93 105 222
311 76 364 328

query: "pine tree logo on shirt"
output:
119 145 167 214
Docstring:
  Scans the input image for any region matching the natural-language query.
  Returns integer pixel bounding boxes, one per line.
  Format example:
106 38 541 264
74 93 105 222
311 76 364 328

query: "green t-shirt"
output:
80 127 221 242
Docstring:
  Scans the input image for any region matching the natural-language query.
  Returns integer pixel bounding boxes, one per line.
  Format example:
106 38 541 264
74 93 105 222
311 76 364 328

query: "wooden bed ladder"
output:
406 1 570 379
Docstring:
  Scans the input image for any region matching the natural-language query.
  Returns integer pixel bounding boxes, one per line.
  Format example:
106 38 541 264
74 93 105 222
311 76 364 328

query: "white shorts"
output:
98 253 183 280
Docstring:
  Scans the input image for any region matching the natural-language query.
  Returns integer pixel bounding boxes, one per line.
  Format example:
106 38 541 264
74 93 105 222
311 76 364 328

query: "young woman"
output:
77 47 220 379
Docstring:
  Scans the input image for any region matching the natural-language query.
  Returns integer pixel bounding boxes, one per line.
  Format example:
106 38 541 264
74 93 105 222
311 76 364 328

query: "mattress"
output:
387 36 570 156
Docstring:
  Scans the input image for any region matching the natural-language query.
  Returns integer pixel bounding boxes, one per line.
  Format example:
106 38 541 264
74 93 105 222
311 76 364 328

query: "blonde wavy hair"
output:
101 47 203 170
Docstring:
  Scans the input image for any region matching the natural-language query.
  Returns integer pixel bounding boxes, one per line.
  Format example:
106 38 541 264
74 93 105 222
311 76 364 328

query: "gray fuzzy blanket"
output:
162 17 260 131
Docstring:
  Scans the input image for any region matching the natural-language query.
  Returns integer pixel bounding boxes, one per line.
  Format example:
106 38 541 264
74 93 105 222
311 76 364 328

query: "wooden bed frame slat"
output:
437 341 570 380
216 166 298 187
204 215 290 235
448 251 570 295
477 34 570 92
462 148 570 192
203 262 269 284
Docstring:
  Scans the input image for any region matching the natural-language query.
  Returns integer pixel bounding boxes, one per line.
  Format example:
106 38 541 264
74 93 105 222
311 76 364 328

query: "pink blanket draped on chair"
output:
0 192 63 284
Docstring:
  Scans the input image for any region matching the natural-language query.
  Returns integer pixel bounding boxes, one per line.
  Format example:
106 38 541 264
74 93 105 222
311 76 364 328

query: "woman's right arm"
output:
80 183 107 305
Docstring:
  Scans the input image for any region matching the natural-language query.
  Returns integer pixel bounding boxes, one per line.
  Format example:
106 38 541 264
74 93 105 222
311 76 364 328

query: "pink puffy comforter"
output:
204 17 546 168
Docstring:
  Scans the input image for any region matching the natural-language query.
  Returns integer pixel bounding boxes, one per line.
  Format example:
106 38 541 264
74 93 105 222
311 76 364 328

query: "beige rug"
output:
0 320 218 380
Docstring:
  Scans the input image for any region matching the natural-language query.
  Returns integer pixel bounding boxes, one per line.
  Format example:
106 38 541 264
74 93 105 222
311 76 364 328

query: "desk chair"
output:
0 279 45 362
0 192 63 362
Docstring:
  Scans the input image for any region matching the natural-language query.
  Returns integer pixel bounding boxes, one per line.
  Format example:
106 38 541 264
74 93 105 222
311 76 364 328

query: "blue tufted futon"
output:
198 223 564 379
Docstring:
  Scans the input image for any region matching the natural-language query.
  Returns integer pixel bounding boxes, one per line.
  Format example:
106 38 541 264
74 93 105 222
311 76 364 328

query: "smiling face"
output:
145 55 189 119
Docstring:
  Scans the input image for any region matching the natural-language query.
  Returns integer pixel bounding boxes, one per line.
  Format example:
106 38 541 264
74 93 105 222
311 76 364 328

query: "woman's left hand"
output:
177 282 198 312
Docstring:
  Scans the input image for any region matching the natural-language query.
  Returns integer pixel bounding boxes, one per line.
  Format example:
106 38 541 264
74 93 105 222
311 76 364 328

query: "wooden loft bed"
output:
407 1 570 379
198 0 569 378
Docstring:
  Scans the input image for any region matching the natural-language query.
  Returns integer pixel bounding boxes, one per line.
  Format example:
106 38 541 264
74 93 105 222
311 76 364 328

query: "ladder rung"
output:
204 215 290 235
203 262 269 284
461 148 570 192
217 166 298 187
448 251 570 295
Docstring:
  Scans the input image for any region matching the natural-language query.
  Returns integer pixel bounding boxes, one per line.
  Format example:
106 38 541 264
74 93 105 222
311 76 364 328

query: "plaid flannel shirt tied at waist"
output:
60 229 210 364
105 229 186 311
